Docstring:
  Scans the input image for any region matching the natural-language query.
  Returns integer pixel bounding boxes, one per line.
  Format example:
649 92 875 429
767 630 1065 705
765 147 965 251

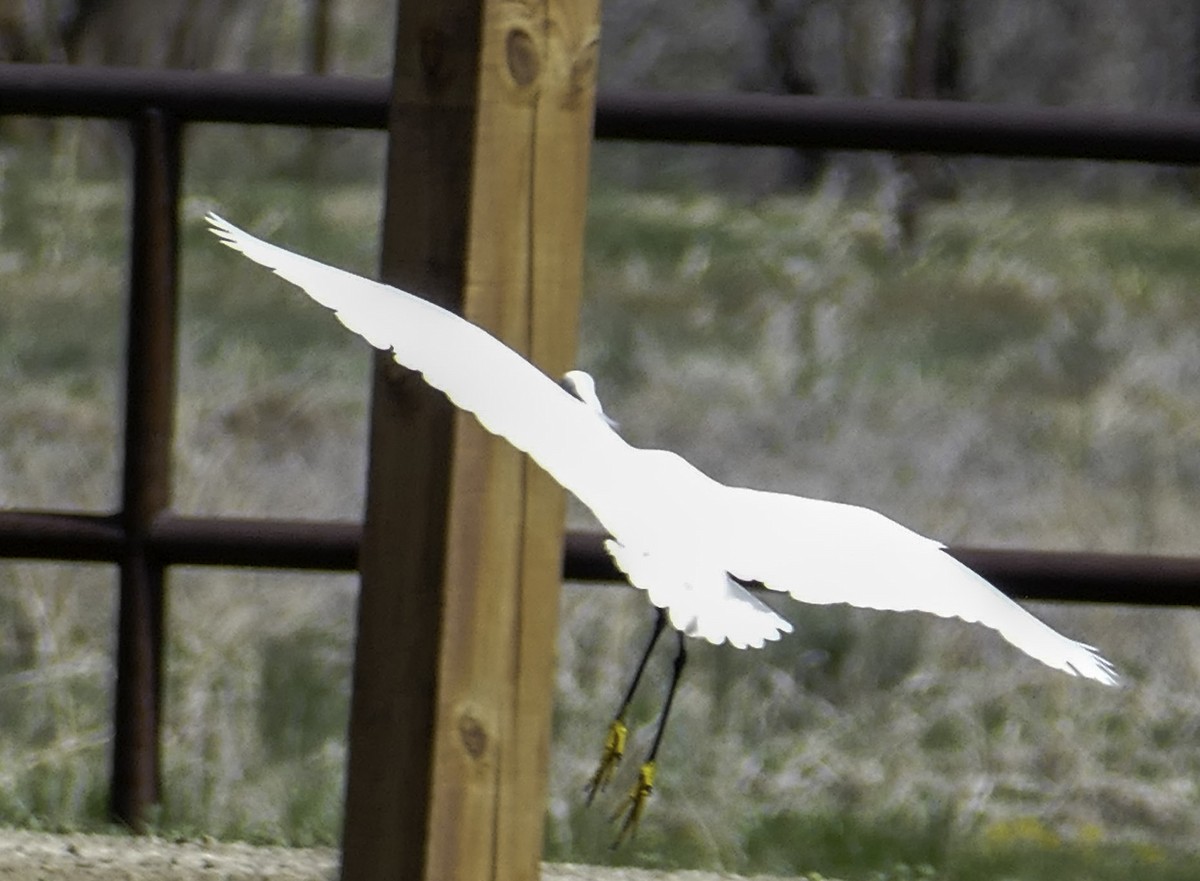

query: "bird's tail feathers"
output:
604 539 792 649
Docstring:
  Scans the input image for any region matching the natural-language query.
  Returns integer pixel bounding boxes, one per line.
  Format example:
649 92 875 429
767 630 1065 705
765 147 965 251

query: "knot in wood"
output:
458 713 488 759
505 28 539 87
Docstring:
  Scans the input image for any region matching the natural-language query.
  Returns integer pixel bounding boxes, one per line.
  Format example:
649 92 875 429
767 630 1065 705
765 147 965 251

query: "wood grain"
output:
340 2 601 880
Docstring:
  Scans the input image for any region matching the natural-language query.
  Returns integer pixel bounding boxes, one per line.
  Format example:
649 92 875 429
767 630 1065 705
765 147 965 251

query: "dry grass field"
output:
2 129 1200 879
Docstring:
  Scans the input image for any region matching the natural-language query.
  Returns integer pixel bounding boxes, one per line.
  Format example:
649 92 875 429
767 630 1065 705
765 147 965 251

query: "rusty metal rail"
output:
5 65 1200 160
2 62 1200 827
109 107 179 822
3 509 1199 607
596 90 1200 162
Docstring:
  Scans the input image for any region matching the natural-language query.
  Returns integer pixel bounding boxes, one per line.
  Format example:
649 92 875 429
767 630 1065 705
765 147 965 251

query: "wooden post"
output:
339 2 601 881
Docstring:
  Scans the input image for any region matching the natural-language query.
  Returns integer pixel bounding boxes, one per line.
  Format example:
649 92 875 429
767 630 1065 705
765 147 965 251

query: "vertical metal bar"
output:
111 108 181 828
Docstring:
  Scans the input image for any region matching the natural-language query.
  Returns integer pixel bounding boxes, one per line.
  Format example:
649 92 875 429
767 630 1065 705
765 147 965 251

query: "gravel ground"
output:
0 829 806 881
0 829 337 881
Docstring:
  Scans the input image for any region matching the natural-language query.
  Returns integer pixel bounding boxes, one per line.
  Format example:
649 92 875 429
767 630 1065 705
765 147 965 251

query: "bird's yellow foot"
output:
610 761 655 847
584 718 628 805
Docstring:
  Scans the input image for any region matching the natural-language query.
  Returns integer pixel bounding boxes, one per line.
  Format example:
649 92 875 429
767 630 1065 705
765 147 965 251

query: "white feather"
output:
207 213 1119 687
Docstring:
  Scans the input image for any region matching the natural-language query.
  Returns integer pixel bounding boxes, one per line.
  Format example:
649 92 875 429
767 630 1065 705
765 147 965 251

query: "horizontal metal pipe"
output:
953 547 1200 606
1 510 1196 606
594 91 1200 162
0 64 388 129
3 65 1200 162
0 511 360 569
565 532 1200 607
149 515 361 570
0 511 126 561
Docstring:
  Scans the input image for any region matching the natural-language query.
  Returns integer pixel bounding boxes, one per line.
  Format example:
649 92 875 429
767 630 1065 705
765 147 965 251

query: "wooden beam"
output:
339 2 601 881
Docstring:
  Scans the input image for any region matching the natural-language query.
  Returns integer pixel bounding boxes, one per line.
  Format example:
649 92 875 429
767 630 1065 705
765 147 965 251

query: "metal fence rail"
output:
1 61 1198 827
3 509 1200 606
7 64 1200 159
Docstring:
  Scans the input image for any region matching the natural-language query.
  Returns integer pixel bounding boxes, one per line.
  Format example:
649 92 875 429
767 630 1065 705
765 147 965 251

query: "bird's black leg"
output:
648 629 687 763
612 628 688 846
618 608 669 717
585 608 667 805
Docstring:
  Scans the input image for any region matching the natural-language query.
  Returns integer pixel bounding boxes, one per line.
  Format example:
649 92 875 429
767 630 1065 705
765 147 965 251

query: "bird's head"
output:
560 370 619 430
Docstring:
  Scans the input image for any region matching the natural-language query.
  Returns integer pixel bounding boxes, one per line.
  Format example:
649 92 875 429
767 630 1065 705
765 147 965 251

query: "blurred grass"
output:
3 131 1200 877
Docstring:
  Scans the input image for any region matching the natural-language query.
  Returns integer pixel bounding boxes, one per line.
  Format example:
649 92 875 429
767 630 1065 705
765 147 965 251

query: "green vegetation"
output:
3 135 1200 878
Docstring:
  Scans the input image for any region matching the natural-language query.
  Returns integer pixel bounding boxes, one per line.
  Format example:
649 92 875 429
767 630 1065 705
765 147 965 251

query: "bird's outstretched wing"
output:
209 215 1117 684
714 487 1119 685
206 213 634 522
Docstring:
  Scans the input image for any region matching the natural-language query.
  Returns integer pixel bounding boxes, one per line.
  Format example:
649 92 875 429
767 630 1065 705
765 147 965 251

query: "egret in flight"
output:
207 213 1118 843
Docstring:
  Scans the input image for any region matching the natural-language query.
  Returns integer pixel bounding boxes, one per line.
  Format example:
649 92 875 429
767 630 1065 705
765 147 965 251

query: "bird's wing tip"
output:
1095 652 1121 688
1097 662 1121 688
204 211 232 237
1067 648 1121 687
205 212 242 244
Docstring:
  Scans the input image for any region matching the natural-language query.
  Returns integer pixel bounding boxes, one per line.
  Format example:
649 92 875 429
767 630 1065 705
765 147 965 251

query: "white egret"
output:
207 213 1118 841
